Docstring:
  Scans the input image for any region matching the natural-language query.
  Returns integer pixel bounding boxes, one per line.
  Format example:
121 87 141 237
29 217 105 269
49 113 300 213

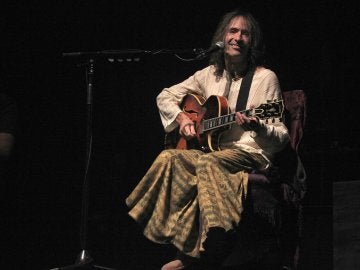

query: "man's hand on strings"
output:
176 112 196 139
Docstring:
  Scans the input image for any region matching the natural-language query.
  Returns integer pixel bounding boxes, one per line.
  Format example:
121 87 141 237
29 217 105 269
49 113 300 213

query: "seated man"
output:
125 7 289 270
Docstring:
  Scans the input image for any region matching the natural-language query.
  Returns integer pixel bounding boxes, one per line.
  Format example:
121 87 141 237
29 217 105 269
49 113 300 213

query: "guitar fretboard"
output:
203 113 235 131
202 109 253 132
201 100 283 132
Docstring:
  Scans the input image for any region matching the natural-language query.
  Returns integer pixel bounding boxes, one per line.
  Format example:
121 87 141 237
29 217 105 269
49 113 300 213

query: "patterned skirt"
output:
125 148 267 257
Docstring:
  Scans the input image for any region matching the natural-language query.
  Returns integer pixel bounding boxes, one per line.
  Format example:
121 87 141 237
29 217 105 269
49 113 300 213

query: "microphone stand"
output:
51 47 208 270
50 58 117 270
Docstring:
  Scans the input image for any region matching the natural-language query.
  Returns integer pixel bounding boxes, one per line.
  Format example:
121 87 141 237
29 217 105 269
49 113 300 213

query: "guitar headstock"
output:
251 100 284 122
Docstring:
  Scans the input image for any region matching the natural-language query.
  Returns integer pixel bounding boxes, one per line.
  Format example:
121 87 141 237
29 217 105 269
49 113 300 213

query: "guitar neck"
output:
202 109 251 132
201 99 283 133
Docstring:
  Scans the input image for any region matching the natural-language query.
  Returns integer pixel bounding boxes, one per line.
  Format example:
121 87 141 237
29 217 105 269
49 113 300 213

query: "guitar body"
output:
165 94 230 152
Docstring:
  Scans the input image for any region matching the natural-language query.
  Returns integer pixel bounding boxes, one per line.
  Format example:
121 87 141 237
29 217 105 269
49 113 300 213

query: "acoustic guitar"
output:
165 94 284 152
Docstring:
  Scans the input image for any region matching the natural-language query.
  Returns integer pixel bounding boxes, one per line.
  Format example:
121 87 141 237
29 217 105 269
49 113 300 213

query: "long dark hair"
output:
209 8 266 76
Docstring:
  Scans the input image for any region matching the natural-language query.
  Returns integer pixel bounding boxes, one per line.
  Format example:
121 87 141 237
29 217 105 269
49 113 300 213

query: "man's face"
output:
224 16 251 60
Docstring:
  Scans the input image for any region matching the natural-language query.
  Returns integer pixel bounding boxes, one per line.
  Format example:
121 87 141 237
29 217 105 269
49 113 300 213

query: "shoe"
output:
161 259 185 270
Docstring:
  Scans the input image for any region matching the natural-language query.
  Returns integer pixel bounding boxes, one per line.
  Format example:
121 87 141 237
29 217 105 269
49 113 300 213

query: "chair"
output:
222 89 307 270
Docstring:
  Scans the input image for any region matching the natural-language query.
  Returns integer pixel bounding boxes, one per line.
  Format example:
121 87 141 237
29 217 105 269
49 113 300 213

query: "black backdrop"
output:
1 1 358 269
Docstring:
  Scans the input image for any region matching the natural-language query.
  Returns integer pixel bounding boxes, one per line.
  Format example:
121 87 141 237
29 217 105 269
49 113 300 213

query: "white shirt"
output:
156 65 289 162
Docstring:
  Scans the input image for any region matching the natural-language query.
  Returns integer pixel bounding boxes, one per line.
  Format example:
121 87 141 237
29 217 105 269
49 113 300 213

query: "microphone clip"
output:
195 41 224 60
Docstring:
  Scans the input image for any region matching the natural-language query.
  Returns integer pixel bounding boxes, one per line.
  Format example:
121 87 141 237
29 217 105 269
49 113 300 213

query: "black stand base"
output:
50 264 117 270
50 250 118 270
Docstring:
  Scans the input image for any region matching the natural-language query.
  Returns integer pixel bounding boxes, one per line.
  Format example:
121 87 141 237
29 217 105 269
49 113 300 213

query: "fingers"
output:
235 112 259 131
235 112 255 124
176 112 196 138
235 112 250 125
180 122 196 138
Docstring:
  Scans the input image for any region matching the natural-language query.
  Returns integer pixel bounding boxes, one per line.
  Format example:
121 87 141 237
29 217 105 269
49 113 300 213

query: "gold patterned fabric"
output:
125 148 268 257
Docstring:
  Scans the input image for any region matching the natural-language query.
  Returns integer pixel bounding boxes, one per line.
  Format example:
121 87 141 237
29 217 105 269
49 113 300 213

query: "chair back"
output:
282 90 307 199
283 90 307 152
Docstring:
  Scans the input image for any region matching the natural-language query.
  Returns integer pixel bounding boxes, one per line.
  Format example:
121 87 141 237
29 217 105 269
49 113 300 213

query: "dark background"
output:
1 1 358 269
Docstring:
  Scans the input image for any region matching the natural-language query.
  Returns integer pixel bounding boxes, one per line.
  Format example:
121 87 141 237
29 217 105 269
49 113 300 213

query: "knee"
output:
158 149 179 160
196 154 219 168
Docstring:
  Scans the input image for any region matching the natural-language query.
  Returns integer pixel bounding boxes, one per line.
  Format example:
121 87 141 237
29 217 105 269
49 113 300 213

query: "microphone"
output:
196 41 224 59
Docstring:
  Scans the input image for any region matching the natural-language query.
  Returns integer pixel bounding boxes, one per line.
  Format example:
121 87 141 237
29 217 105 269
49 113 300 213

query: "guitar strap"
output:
235 67 255 111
